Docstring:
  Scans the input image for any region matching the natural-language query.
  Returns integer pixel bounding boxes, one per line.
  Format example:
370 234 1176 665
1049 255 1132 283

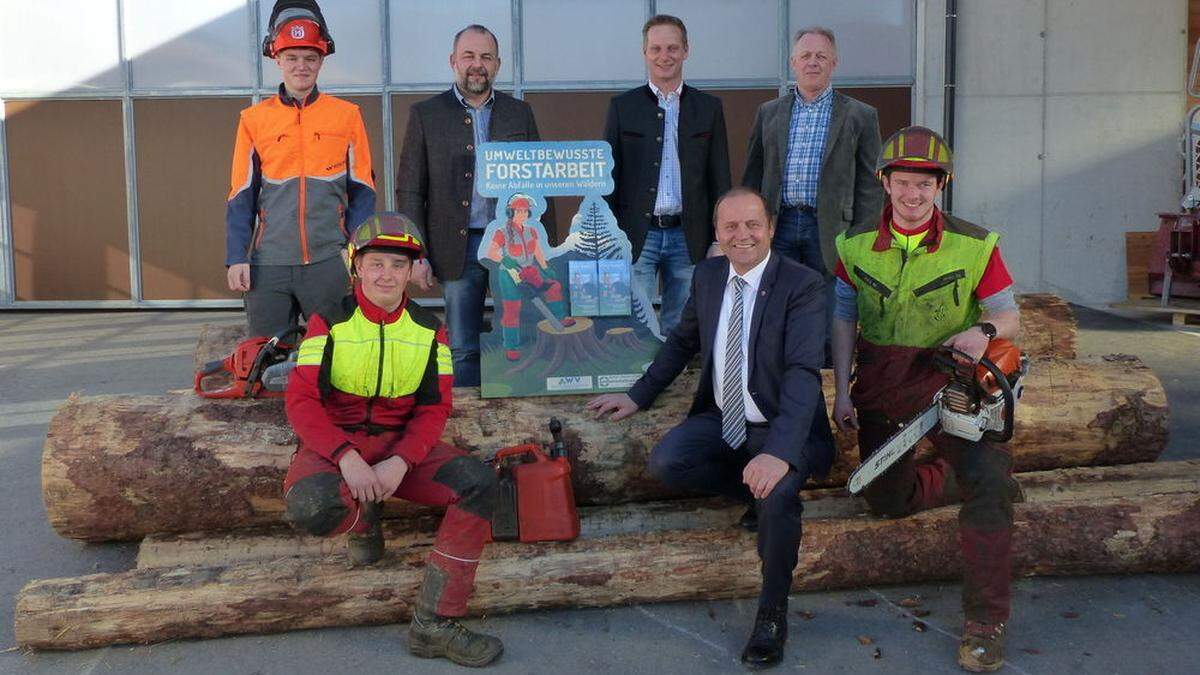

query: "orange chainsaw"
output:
193 326 304 399
847 339 1028 495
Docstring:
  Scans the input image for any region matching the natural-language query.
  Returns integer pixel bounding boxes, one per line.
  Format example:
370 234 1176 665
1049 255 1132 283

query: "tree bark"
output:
43 357 1168 541
192 294 1076 370
18 461 1200 651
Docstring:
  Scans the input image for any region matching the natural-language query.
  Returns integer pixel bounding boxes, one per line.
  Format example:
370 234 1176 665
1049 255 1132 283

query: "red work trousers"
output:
283 436 491 617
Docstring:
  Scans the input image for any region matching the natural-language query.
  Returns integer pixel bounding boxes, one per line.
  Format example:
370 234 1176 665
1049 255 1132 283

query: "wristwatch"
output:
975 321 997 340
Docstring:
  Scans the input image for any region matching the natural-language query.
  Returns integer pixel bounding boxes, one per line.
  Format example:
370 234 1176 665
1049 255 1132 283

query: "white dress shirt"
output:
712 251 770 423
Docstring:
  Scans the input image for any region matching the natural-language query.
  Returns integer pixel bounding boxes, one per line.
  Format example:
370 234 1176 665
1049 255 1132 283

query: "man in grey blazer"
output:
396 24 554 387
742 26 883 280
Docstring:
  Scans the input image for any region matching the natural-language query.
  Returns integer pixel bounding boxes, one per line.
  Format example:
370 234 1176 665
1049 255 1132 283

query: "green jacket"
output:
835 210 998 348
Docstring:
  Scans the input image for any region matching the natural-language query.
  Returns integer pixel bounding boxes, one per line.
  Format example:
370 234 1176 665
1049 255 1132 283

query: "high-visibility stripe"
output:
436 342 453 375
296 335 328 366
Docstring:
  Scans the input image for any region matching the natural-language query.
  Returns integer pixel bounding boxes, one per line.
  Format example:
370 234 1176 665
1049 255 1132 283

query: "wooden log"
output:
136 460 1200 569
43 356 1168 541
192 293 1078 369
18 461 1200 651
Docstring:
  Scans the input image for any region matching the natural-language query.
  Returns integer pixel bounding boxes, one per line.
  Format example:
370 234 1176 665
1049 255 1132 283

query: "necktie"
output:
721 276 747 448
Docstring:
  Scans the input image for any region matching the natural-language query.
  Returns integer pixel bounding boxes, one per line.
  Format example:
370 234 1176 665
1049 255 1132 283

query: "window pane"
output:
260 0 383 87
789 0 914 81
389 0 513 86
522 0 645 83
657 0 778 80
0 0 122 92
126 0 252 89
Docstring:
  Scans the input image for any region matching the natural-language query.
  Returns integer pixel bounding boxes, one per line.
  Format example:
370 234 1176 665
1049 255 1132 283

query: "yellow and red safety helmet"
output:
877 125 953 180
348 213 424 265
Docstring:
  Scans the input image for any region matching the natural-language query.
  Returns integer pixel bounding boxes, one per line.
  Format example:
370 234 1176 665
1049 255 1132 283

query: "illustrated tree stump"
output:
600 327 641 355
508 317 604 377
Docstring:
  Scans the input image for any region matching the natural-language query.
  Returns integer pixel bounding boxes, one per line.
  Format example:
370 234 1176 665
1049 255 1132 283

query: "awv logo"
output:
546 375 594 391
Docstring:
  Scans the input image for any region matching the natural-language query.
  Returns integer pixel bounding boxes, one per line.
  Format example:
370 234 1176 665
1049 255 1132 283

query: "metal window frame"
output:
0 0 918 310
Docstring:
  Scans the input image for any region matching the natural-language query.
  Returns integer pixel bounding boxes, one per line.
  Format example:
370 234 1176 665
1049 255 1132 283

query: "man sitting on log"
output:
282 213 503 667
830 126 1022 673
588 187 835 670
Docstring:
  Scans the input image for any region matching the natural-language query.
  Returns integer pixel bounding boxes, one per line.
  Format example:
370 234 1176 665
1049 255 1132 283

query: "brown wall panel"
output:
135 98 248 300
7 100 130 301
524 91 613 238
839 86 911 141
342 95 386 195
711 89 779 185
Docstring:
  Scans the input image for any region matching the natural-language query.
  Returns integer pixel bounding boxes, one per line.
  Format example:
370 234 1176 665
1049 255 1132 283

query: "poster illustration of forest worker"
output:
475 141 662 398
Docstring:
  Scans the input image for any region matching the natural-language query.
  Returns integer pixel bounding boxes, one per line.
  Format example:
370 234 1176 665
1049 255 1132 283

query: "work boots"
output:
409 609 504 667
957 621 1006 672
347 500 383 566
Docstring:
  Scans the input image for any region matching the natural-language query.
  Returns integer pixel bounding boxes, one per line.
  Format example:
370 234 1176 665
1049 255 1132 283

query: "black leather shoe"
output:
738 505 758 532
740 606 787 669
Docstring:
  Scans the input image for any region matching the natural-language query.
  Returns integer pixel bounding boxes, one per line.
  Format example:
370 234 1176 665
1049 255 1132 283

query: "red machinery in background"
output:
1148 44 1200 304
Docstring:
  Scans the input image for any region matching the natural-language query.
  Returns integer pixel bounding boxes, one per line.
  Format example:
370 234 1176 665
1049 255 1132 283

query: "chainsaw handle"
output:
976 356 1016 443
193 362 241 399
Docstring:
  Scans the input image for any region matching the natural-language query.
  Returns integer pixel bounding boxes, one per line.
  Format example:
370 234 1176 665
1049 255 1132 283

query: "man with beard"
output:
396 24 554 386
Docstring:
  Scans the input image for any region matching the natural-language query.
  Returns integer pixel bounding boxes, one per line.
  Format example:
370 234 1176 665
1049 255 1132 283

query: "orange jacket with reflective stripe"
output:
226 86 375 266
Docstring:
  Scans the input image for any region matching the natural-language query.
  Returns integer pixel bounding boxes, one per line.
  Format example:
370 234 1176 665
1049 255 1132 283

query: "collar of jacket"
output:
642 82 691 102
871 204 945 253
353 282 408 324
277 83 321 108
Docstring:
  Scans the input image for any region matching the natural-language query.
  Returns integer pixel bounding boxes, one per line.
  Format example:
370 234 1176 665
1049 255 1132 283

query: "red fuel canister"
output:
491 443 580 542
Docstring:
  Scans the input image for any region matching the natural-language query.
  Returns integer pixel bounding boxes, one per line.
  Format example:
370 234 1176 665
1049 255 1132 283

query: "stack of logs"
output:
16 294 1197 651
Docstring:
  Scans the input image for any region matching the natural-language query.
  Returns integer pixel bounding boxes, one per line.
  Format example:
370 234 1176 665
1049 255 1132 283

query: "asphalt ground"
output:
1 304 1198 674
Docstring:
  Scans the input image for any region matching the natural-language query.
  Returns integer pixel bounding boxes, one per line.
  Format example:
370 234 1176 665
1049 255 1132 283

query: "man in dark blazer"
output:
396 24 554 387
588 187 835 669
742 26 883 279
603 14 730 337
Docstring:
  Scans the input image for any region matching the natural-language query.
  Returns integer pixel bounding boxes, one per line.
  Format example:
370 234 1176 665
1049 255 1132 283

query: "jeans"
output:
633 227 695 337
442 231 489 387
774 206 834 366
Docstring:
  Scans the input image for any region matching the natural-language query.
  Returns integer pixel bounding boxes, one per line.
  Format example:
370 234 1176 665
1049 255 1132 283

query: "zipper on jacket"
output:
296 104 310 264
912 269 966 307
853 266 892 314
363 319 387 426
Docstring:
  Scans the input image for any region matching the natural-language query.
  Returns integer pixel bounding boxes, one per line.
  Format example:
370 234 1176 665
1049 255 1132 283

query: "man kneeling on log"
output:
282 213 503 667
831 126 1021 673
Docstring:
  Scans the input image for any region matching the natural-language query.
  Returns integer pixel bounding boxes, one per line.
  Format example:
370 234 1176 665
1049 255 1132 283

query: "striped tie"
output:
721 276 748 449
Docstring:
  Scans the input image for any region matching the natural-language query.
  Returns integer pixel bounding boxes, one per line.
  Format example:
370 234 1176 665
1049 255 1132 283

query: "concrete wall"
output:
915 0 1187 304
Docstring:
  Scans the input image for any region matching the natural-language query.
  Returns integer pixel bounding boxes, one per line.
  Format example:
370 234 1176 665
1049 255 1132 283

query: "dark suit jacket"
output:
627 253 836 476
395 89 555 281
603 84 731 264
742 90 883 275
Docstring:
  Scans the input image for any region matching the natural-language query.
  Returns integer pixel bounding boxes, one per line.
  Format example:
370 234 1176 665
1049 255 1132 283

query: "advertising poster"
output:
474 141 663 398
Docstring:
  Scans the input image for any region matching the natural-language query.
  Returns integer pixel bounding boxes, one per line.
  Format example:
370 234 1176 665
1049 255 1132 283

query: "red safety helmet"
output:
348 213 425 266
266 18 330 56
877 125 954 179
506 193 535 218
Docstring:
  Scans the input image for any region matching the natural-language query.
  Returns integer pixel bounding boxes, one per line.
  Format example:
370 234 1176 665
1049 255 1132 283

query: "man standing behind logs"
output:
588 187 835 669
603 14 731 336
831 126 1021 673
225 3 376 337
282 213 503 667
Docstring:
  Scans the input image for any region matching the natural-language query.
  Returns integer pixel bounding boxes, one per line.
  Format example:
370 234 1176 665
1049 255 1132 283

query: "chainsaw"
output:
846 339 1028 495
193 326 305 399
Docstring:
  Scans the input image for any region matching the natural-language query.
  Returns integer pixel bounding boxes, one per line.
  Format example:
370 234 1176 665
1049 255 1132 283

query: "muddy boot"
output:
957 621 1006 673
409 609 504 667
347 500 384 566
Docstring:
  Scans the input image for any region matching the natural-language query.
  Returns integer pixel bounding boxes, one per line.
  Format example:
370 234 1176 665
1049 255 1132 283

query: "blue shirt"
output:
649 80 683 216
782 86 833 208
453 85 495 230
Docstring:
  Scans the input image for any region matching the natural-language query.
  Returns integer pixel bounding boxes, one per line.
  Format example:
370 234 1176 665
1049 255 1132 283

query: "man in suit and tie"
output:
603 14 731 337
743 27 883 360
588 187 835 670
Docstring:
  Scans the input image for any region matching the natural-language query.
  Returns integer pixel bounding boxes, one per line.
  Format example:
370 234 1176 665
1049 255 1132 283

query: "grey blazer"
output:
395 89 554 281
742 90 883 275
